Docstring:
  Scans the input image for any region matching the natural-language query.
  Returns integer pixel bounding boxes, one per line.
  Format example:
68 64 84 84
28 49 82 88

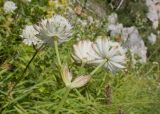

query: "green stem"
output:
18 44 44 82
55 87 71 114
54 40 62 67
90 59 107 76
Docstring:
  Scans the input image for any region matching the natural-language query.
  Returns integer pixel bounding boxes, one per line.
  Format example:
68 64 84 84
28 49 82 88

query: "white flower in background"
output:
90 37 126 72
76 18 88 27
108 23 123 37
87 16 94 24
35 15 72 45
108 13 118 24
95 19 101 27
81 20 88 27
20 25 42 46
62 65 91 89
122 27 147 63
3 1 17 13
107 13 123 37
148 33 157 44
107 13 147 64
146 0 160 29
73 40 96 64
130 45 147 64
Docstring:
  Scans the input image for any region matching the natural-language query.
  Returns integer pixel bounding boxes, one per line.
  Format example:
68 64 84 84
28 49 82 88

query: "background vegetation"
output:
0 0 160 113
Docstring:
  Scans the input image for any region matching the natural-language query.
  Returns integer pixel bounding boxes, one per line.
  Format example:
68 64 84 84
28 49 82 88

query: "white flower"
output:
90 37 126 72
146 0 160 29
107 13 123 37
130 45 147 64
152 21 159 29
108 13 118 25
62 65 91 89
35 15 72 45
20 25 42 46
73 40 96 64
3 1 17 13
108 23 123 37
76 18 88 27
87 16 94 24
122 27 147 63
148 33 157 44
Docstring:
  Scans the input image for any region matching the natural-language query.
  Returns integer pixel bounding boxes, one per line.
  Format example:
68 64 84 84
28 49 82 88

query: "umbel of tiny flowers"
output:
20 25 43 46
90 37 126 72
3 1 17 13
34 15 72 45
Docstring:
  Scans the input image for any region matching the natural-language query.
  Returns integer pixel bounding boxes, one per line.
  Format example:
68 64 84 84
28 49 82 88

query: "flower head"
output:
3 1 17 13
73 40 96 64
20 25 42 46
62 65 91 89
90 37 126 72
34 15 72 45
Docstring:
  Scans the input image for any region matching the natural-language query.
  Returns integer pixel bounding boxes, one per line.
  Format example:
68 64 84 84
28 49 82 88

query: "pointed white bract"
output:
20 25 43 46
90 37 126 72
70 75 91 88
34 15 72 45
61 65 90 89
3 1 17 13
62 65 72 87
73 40 97 64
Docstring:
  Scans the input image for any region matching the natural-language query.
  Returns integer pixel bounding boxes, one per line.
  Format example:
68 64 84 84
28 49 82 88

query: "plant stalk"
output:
54 40 62 67
18 44 44 82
